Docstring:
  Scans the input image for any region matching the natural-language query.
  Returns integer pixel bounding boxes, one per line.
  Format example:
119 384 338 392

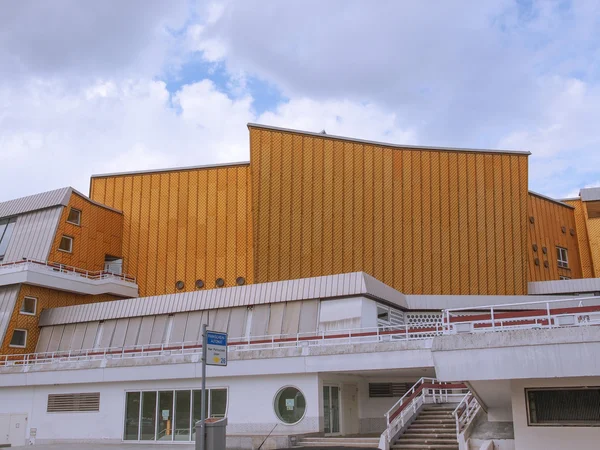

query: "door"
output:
8 415 26 447
323 386 341 435
0 415 9 446
342 384 359 435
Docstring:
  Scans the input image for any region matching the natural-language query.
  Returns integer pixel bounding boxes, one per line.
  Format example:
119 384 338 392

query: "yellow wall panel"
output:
249 126 529 295
1 285 120 354
90 164 253 297
565 199 594 278
527 193 582 282
48 192 123 272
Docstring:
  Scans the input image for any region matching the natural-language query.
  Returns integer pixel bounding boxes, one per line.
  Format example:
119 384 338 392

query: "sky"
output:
1 0 600 201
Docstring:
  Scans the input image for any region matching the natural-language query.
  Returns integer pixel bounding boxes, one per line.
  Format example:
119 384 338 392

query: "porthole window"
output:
274 386 306 425
175 281 185 290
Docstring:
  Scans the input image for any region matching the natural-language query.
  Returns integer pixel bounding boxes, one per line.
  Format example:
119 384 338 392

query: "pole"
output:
200 323 207 450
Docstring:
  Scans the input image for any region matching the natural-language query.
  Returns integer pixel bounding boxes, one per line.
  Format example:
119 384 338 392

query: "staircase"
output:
296 436 380 448
392 404 458 450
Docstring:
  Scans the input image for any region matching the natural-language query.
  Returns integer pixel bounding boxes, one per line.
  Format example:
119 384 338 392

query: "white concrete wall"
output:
318 296 378 331
511 377 600 450
0 374 320 444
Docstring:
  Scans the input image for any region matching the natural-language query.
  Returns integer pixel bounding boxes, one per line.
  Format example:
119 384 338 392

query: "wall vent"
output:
47 393 100 413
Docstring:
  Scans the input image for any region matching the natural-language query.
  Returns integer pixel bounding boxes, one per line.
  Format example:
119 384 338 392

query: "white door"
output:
342 384 359 435
8 415 26 447
0 415 10 446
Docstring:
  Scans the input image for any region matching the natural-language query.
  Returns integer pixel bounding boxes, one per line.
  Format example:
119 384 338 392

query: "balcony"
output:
0 259 138 298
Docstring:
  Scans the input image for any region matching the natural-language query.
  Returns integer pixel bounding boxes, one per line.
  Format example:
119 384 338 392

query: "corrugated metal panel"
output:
0 285 20 347
528 278 600 295
267 303 285 336
170 313 188 343
58 324 76 351
250 305 269 337
35 326 52 353
137 317 154 345
123 317 140 346
39 272 407 326
228 307 247 339
81 322 98 349
184 311 202 342
298 300 319 333
47 325 65 352
71 323 87 350
98 320 116 348
0 187 71 220
110 319 129 347
281 302 301 336
3 207 63 262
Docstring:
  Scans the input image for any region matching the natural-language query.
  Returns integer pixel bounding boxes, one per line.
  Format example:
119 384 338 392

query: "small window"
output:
274 386 306 424
67 208 81 226
527 388 600 426
47 393 100 413
20 296 37 315
377 305 390 323
58 235 73 253
9 329 27 348
557 247 569 268
560 276 571 281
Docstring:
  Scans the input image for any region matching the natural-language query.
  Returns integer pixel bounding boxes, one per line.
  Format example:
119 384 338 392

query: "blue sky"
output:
1 0 600 201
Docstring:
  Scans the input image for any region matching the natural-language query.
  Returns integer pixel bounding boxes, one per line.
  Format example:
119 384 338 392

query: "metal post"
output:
199 323 207 450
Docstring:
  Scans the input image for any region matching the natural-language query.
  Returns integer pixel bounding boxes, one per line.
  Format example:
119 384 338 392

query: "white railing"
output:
0 324 440 368
379 377 467 450
0 258 136 284
453 391 481 436
443 296 600 335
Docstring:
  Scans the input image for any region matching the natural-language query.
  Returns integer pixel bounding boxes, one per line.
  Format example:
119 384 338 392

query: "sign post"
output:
199 324 227 450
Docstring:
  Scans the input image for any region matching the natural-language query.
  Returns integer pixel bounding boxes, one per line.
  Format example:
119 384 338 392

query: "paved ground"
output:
12 445 194 450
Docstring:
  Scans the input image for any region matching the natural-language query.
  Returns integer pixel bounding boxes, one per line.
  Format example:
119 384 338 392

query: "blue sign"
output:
206 331 227 366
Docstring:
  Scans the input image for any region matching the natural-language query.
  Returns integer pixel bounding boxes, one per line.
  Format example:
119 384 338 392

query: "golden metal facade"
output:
566 199 600 278
90 164 254 297
2 285 119 354
249 126 529 295
527 193 582 281
48 192 123 271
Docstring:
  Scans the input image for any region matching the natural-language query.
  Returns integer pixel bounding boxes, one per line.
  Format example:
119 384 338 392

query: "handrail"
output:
452 392 481 436
0 323 440 368
0 258 136 283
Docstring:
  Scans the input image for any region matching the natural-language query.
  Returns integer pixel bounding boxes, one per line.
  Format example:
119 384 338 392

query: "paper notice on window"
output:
286 399 294 410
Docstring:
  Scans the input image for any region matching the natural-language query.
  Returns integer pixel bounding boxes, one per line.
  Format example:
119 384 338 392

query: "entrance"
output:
323 385 341 435
0 414 27 447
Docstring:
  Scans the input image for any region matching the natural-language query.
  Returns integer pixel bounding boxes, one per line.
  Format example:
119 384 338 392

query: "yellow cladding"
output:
564 199 594 277
2 285 119 354
527 193 582 281
48 192 123 271
90 165 254 297
250 126 529 295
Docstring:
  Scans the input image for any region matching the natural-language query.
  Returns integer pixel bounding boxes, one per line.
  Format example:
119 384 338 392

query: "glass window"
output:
0 218 16 259
9 329 27 348
557 247 569 268
20 297 37 315
67 208 81 225
59 235 73 253
124 392 140 440
140 391 157 441
527 388 600 426
174 390 191 441
210 389 227 418
274 386 306 424
156 391 174 441
192 390 209 425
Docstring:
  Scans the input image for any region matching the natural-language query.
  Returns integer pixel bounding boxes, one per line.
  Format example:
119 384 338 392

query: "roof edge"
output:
247 123 531 156
69 188 123 214
91 161 251 179
529 190 575 209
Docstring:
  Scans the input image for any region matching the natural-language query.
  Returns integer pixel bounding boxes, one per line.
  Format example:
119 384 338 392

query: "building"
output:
1 123 600 450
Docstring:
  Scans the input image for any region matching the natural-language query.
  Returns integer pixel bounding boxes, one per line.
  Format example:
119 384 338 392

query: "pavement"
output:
12 445 194 450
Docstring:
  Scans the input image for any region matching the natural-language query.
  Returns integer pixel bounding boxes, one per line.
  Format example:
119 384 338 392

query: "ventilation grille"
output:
528 388 600 425
369 383 412 398
47 393 100 413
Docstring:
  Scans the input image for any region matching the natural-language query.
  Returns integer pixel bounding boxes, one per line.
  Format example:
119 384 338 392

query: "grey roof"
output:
528 278 600 295
248 123 532 156
39 272 409 327
0 188 121 220
91 161 250 179
0 187 71 220
529 191 574 209
580 187 600 202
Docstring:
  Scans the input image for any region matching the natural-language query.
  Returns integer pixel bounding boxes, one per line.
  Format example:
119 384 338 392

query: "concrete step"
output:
412 419 455 425
408 423 456 429
392 446 458 450
403 432 456 438
398 438 459 445
297 437 380 448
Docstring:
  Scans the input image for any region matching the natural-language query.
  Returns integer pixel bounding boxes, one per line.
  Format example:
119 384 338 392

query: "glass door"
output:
323 385 341 435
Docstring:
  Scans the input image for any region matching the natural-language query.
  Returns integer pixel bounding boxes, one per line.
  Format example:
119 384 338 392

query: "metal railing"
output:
453 391 481 436
379 377 467 450
0 258 136 283
0 324 440 368
443 296 600 334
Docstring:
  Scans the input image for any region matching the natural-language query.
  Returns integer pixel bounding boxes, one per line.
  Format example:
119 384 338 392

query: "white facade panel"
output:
0 284 20 347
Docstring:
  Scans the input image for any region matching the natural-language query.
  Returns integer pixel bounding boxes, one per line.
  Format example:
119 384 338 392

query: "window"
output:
557 247 569 268
369 382 413 398
124 388 228 441
527 388 600 426
377 305 390 324
20 296 37 315
560 276 571 281
0 218 16 261
58 235 73 253
9 329 27 348
67 208 81 225
47 393 100 413
274 386 306 425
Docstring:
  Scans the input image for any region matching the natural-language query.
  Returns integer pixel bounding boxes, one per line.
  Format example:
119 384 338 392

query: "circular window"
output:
195 279 205 289
274 386 306 424
236 276 246 286
175 280 185 290
216 278 225 287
